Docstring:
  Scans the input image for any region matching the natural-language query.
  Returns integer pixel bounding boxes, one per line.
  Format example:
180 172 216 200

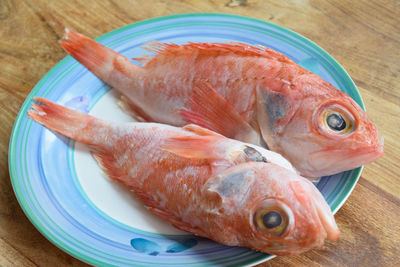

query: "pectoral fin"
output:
182 124 223 137
178 81 261 145
162 135 221 159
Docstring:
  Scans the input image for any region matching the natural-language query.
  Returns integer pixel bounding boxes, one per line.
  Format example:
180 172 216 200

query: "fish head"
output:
256 84 383 177
283 91 383 177
204 162 339 255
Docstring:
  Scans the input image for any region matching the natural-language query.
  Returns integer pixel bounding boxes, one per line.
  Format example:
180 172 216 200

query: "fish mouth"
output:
299 180 340 241
290 180 340 241
256 180 339 256
308 141 384 177
313 193 340 241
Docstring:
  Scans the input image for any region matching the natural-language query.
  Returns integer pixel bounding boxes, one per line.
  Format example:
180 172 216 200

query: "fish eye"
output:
323 110 353 134
254 200 290 237
315 103 356 136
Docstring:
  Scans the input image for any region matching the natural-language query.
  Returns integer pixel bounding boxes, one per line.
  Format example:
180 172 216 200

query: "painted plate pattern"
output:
9 13 363 266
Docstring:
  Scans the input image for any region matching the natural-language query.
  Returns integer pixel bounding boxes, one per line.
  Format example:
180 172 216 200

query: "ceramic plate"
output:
9 13 363 266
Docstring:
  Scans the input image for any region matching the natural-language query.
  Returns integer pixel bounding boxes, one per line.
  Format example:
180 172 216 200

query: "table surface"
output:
1 0 399 266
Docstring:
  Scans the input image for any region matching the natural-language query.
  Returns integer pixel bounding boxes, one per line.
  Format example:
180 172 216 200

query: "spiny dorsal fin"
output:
133 41 295 66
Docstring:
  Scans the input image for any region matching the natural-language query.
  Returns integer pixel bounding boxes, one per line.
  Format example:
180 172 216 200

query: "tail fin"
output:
60 28 136 85
28 97 109 146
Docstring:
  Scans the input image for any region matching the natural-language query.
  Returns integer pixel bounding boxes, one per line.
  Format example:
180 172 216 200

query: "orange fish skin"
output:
60 29 383 178
28 97 339 256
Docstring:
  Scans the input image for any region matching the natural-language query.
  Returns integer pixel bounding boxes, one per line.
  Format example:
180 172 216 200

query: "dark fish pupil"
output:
262 211 282 229
327 113 346 131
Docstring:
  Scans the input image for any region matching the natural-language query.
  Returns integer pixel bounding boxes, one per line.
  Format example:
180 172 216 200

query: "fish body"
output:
28 97 339 255
60 29 383 178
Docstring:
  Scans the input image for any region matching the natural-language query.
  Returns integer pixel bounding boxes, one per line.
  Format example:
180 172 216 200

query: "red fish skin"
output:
28 97 339 256
133 43 302 124
61 30 302 125
60 29 383 178
136 43 383 177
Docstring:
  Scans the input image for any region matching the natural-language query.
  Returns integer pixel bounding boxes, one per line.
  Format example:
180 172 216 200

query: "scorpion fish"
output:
60 29 383 178
28 97 339 255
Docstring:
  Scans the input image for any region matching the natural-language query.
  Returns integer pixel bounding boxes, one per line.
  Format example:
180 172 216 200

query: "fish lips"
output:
308 141 384 177
297 180 340 241
289 180 340 241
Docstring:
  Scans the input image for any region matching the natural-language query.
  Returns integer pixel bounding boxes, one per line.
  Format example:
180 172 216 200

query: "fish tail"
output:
60 28 137 87
29 97 134 182
28 97 110 146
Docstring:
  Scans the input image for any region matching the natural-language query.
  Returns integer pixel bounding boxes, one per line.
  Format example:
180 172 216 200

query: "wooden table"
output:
1 0 399 266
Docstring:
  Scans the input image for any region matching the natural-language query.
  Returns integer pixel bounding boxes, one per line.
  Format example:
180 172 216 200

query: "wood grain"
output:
0 0 398 266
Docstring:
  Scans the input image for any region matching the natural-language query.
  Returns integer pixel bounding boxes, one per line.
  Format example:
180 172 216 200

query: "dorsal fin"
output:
133 41 179 65
134 41 295 67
